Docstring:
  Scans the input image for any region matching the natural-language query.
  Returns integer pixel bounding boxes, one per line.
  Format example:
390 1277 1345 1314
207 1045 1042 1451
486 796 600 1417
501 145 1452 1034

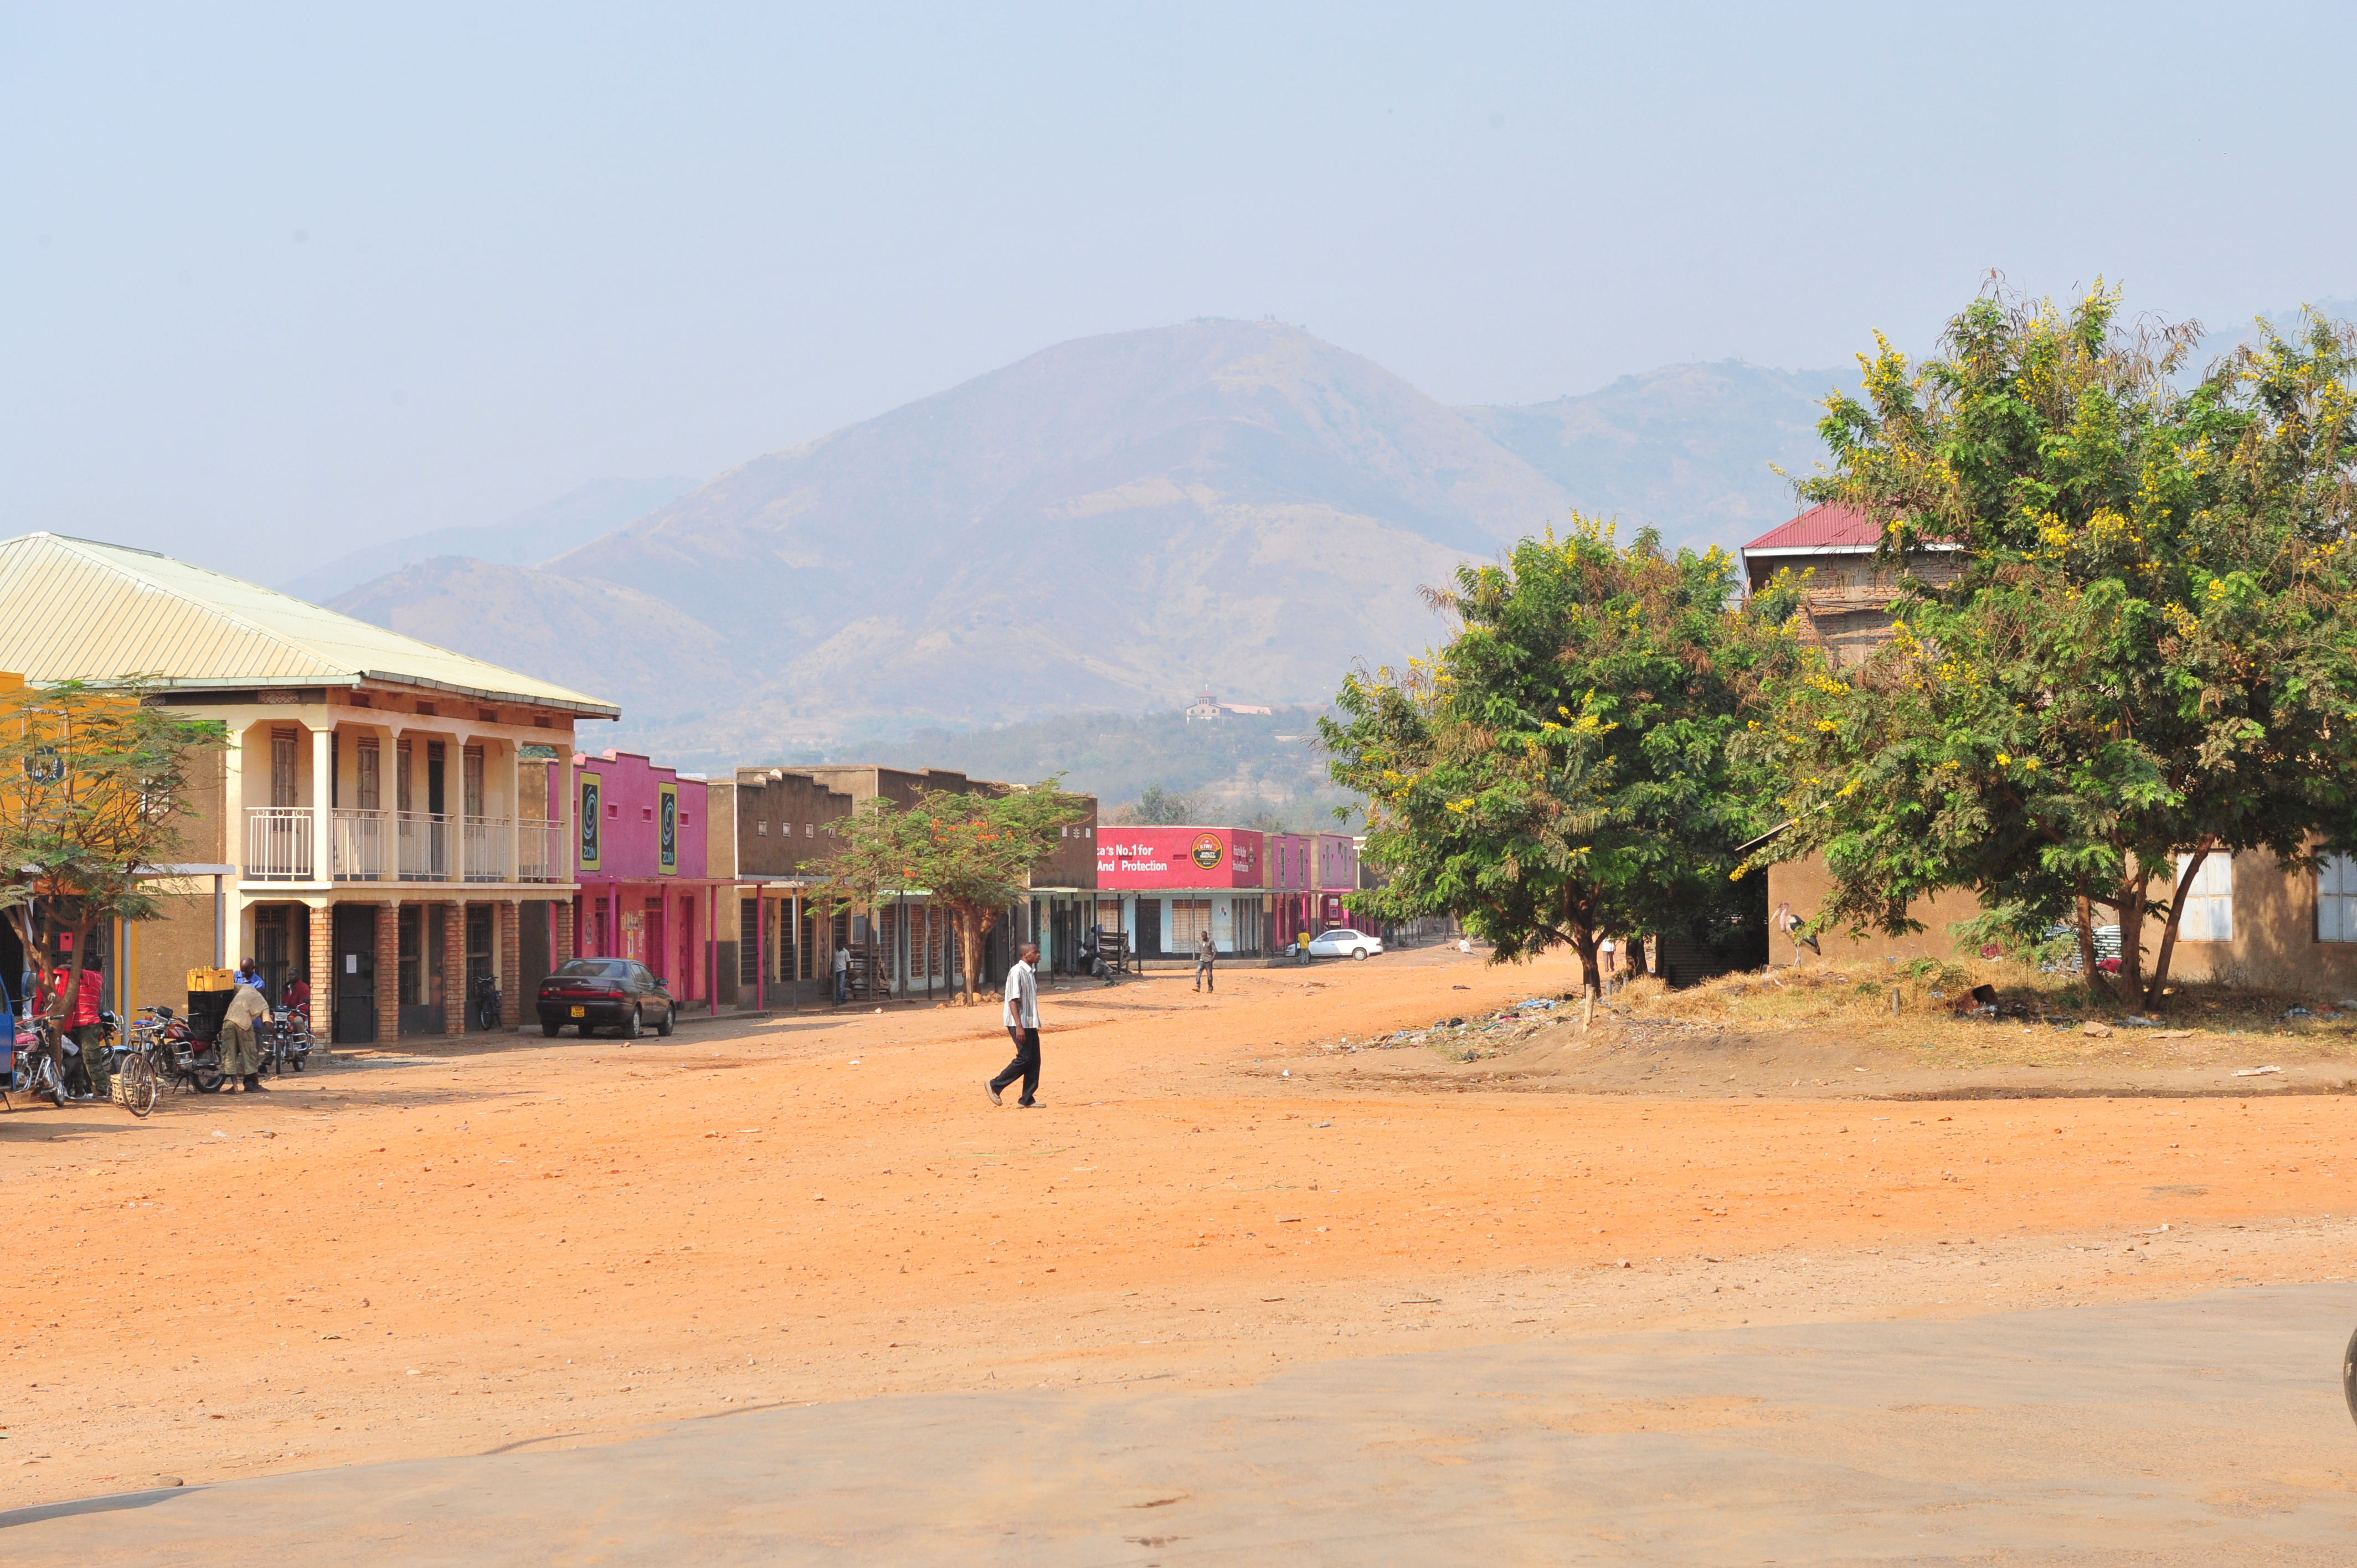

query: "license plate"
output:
569 1006 585 1018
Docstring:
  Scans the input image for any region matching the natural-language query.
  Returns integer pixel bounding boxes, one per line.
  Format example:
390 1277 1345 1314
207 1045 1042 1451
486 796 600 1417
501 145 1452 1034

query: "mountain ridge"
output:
325 321 1834 763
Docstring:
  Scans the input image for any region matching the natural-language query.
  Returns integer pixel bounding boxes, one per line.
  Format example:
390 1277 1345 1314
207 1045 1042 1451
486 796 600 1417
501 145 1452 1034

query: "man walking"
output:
1194 927 1216 993
832 941 851 1003
987 941 1042 1108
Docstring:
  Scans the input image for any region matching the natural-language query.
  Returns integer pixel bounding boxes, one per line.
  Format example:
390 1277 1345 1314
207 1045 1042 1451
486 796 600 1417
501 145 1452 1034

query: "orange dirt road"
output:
7 943 2355 1509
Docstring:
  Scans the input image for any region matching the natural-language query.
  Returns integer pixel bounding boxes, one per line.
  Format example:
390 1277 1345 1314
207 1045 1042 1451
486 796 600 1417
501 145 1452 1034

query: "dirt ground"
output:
7 941 2357 1512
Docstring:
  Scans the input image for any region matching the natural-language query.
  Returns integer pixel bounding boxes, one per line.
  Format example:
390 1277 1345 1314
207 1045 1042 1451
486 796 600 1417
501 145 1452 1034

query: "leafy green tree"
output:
1325 519 1798 994
0 679 226 1025
808 782 1087 1005
1748 285 2357 1007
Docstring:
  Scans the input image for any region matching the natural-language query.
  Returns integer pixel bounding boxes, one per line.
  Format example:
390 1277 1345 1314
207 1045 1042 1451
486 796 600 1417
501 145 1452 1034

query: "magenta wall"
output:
572 750 709 881
1095 826 1265 889
1313 833 1357 892
1265 833 1312 893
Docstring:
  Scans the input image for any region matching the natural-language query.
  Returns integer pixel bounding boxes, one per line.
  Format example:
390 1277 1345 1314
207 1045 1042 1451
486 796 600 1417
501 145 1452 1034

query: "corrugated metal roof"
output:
0 533 620 716
1741 503 1885 553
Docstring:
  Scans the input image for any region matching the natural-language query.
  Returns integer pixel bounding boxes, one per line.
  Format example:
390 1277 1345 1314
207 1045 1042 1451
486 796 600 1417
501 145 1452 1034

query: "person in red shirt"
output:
43 961 107 1102
284 971 312 1022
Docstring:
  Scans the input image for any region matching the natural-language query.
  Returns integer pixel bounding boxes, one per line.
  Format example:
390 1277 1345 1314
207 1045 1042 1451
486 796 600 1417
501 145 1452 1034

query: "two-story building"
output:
568 749 725 1013
0 532 611 1040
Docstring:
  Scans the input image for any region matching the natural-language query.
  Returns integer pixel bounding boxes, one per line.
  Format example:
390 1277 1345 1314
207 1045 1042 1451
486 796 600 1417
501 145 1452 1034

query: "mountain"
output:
1458 362 1842 551
322 322 1839 764
282 476 698 603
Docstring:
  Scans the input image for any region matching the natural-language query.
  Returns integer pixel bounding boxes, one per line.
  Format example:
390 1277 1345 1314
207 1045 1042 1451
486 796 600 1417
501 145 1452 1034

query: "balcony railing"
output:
517 817 567 883
397 811 452 881
244 806 563 885
330 807 391 881
463 814 511 883
244 807 314 881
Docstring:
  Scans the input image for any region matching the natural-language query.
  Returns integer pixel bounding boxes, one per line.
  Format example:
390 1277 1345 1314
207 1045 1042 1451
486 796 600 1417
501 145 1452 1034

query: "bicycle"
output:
472 973 502 1032
133 1004 225 1096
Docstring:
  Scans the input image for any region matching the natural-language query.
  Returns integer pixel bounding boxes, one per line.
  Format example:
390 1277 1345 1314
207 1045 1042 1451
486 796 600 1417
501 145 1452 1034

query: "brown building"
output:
708 764 1098 1008
1741 502 1962 667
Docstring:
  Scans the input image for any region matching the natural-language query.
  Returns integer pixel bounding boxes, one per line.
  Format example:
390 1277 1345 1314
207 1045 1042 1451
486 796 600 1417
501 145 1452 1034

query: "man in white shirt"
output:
832 943 851 1003
987 942 1043 1108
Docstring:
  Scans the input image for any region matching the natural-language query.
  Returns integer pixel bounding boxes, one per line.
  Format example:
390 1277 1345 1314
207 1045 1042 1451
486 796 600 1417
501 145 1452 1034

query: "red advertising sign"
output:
1096 827 1263 889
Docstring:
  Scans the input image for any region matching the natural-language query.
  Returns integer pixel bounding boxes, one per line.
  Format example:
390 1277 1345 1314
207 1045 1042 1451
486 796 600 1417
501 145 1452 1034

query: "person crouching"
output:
220 975 270 1092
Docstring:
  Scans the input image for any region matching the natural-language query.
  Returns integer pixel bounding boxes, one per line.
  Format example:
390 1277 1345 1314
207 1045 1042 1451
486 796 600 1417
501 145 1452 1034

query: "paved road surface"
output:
11 1286 2356 1565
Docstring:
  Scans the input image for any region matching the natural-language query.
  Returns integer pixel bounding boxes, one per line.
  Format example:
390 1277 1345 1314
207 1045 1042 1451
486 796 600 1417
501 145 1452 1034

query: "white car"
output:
1307 927 1383 960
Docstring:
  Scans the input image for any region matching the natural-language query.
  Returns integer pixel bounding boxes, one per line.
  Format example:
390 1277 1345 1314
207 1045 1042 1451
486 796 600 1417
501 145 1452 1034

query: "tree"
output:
0 679 227 1025
805 796 917 997
805 782 1087 1006
1748 285 2357 1007
1111 785 1202 826
1324 519 1799 995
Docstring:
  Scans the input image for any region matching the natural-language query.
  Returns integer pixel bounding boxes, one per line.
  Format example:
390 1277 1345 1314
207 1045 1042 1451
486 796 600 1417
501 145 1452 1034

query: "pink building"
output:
1093 826 1269 957
1264 832 1358 943
570 750 725 1008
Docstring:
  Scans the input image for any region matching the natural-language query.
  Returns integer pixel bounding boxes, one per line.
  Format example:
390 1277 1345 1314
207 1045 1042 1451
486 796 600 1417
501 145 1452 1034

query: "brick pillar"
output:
498 900 521 1028
442 900 467 1035
306 901 333 1040
374 901 400 1045
555 897 575 964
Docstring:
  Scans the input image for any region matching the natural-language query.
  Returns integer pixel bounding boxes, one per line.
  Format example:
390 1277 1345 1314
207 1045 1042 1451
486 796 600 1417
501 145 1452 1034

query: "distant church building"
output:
1184 690 1273 723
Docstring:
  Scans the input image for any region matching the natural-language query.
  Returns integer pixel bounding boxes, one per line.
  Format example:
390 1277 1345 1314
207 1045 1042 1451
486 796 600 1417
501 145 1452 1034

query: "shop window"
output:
2175 853 2234 941
2320 854 2357 942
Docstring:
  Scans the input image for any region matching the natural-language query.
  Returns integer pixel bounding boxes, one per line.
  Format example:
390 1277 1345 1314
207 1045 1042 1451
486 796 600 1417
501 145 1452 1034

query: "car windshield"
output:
554 960 632 978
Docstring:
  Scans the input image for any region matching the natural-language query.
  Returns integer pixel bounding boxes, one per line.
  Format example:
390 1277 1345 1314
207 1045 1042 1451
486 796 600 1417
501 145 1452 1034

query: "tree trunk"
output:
2143 842 2211 1011
958 908 984 1007
2072 886 2107 998
1624 933 1647 978
1569 922 1601 996
2113 868 2149 1009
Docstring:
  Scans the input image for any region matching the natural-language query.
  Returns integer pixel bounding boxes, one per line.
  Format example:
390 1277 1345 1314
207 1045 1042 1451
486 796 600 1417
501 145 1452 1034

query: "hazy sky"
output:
8 3 2354 575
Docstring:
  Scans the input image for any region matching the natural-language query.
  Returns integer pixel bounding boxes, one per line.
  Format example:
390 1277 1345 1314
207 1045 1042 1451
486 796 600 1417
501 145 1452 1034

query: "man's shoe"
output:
986 1082 1002 1106
1018 1100 1038 1108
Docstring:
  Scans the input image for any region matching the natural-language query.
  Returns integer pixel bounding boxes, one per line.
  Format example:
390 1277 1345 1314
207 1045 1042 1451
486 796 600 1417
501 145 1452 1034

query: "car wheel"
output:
1352 947 1370 960
655 1004 675 1037
541 1020 560 1038
624 1005 643 1040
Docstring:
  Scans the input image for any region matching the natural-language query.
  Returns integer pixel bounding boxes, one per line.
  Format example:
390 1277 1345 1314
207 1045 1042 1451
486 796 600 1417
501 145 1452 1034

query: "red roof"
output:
1741 503 1882 553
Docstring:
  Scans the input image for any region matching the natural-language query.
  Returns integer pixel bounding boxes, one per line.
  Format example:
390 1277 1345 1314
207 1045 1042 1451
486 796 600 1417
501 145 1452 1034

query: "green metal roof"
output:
0 533 620 716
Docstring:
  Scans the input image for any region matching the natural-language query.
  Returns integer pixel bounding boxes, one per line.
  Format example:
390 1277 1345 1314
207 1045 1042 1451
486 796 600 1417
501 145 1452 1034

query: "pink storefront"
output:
568 750 725 1008
1265 832 1359 945
1093 826 1269 957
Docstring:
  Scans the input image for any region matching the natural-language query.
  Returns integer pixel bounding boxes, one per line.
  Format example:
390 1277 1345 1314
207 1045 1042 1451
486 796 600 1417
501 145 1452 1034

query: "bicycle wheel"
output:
118 1051 158 1117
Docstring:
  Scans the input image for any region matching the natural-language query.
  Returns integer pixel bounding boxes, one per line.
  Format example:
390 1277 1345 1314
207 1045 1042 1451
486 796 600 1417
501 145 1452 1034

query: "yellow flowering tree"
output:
1325 518 1799 994
1748 284 2357 1007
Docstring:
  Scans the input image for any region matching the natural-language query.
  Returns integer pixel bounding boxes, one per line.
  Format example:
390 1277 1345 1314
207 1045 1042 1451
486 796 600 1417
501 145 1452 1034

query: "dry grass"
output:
1614 959 2357 1072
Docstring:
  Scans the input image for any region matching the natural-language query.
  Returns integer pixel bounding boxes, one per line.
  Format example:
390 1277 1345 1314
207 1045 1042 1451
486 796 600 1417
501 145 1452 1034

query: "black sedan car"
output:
537 958 678 1038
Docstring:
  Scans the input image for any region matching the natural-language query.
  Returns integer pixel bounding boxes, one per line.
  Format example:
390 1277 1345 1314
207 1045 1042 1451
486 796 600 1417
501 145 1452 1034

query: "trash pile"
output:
1319 994 1582 1062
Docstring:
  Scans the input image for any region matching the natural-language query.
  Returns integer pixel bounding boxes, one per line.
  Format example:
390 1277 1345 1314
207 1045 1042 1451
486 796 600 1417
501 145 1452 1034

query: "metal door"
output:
332 904 378 1043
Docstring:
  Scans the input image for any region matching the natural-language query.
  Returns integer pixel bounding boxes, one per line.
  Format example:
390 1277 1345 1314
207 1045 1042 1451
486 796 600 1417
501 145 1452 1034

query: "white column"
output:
310 724 331 881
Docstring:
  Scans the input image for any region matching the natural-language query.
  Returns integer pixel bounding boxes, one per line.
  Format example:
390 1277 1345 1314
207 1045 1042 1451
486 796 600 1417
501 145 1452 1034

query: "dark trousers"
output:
991 1027 1040 1104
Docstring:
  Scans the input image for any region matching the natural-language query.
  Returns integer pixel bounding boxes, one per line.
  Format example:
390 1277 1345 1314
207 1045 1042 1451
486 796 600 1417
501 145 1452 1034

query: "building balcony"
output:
242 807 570 888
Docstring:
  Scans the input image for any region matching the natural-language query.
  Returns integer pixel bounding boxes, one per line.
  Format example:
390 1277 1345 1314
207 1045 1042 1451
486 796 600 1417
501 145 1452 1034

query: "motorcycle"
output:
263 1004 313 1072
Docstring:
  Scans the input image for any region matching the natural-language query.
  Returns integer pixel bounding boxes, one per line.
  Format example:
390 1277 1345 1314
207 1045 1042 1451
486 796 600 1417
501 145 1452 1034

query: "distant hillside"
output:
285 476 696 603
861 705 1352 831
1458 362 1842 554
323 323 1843 762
